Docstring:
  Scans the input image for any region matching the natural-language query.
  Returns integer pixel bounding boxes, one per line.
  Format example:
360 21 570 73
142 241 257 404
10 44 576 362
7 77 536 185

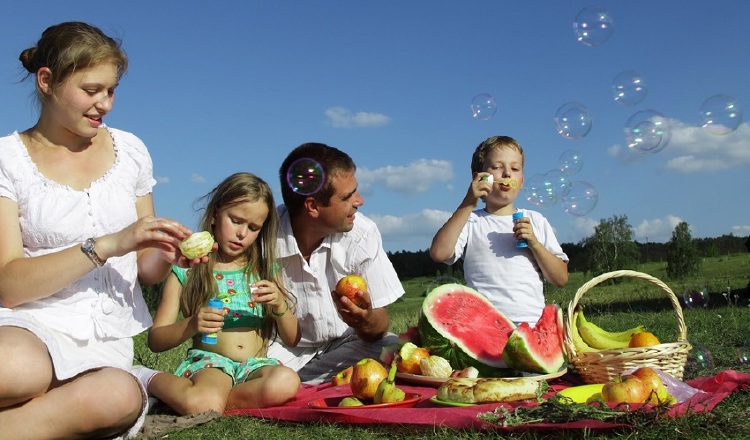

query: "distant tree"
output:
666 221 701 280
581 214 639 277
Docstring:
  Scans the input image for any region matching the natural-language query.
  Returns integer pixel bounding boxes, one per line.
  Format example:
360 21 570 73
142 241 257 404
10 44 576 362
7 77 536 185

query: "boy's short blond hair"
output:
470 136 525 174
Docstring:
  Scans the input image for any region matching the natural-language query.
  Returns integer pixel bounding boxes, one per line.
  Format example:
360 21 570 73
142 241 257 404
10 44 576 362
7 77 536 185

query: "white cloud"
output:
731 225 750 237
566 216 599 243
325 106 391 128
633 215 685 242
357 159 453 196
156 176 170 184
191 173 206 183
609 120 750 171
370 209 451 251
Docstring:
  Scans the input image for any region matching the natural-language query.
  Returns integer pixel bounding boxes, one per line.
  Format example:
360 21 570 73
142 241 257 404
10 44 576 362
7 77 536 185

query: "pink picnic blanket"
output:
224 370 750 430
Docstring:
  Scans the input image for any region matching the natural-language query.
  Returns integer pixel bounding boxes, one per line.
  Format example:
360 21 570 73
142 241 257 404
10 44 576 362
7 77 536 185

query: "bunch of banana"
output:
574 307 646 350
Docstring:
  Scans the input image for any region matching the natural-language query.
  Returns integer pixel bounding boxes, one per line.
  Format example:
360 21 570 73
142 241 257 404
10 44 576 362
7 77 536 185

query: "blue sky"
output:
0 1 748 252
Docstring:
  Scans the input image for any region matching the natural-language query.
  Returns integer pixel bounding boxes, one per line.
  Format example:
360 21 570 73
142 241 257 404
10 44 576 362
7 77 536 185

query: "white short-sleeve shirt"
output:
444 208 568 324
0 128 156 341
272 206 404 348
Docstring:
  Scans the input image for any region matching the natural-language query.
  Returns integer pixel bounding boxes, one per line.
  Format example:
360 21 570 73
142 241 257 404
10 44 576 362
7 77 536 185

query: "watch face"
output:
84 238 95 252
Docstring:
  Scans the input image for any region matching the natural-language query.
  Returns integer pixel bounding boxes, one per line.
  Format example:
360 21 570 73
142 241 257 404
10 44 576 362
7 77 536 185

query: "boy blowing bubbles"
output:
429 136 569 325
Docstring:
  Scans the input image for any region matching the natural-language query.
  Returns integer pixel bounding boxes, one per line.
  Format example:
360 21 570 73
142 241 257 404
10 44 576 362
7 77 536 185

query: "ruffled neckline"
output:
13 127 121 192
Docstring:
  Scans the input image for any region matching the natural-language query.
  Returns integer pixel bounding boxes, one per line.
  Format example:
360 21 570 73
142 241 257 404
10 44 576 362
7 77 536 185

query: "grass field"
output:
135 254 750 439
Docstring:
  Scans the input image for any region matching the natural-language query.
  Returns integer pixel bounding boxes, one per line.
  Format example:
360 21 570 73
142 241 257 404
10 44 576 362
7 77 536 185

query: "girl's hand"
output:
192 302 226 334
251 280 288 314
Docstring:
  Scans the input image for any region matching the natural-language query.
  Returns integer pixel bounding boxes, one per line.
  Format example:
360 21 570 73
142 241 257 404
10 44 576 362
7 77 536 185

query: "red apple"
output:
630 367 670 404
335 274 368 308
331 366 354 386
350 358 388 400
601 375 649 404
396 326 421 346
379 343 400 365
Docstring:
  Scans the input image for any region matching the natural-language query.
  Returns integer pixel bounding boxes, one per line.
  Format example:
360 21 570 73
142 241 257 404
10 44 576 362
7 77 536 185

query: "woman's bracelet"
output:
271 301 289 317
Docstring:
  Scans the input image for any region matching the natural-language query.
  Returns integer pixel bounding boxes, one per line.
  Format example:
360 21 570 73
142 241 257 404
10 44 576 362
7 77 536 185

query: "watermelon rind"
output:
501 304 565 374
417 283 516 377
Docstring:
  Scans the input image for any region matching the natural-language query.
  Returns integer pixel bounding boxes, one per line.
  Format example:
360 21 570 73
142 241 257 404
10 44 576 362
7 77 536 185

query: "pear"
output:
374 359 406 404
338 396 364 407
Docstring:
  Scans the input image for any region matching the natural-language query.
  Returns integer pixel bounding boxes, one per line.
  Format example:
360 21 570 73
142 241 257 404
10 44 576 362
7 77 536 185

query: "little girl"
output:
144 172 301 415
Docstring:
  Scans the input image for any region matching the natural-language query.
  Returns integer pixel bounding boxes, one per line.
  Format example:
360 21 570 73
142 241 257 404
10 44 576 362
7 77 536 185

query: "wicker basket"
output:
564 270 692 383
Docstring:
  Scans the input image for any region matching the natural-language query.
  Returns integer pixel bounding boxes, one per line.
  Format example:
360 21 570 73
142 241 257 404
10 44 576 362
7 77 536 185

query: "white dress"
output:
0 128 156 379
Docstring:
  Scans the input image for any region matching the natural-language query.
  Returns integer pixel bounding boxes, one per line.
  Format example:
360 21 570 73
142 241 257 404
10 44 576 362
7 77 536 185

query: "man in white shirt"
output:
267 142 405 384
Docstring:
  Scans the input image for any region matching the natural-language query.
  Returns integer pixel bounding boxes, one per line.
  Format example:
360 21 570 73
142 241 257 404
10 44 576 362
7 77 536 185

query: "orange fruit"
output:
628 331 660 348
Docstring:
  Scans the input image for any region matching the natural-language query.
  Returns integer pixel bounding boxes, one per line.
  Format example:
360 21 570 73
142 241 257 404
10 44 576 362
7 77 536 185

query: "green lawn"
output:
135 254 750 439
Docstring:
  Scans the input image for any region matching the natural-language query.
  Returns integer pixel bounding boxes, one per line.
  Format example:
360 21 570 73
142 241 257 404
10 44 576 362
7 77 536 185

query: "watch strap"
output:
81 238 106 267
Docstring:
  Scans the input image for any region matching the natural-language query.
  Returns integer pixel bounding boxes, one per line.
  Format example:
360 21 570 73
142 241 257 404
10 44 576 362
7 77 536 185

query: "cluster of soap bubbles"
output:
625 110 671 154
682 285 710 309
523 149 598 217
286 158 325 195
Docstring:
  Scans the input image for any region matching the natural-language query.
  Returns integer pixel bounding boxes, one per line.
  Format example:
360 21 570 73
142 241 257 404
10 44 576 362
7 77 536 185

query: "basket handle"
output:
565 270 688 351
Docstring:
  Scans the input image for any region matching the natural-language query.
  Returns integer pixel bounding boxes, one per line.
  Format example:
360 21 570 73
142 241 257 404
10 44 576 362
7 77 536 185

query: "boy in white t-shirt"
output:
429 136 569 324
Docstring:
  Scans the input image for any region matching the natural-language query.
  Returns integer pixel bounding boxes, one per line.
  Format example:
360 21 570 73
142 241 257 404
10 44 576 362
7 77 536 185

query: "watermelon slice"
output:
417 284 516 377
501 303 566 374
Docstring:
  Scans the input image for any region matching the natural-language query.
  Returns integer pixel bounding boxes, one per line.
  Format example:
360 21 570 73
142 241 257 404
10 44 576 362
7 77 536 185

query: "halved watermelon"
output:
501 303 565 374
417 284 516 376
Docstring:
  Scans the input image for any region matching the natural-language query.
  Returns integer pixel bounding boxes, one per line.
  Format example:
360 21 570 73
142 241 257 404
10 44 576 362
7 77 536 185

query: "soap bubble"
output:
544 169 571 199
286 158 325 195
470 93 498 121
699 93 743 135
683 285 710 308
738 347 750 366
555 102 592 139
686 343 714 375
612 70 647 106
523 174 557 208
561 181 598 217
625 109 671 153
559 149 583 175
573 6 614 47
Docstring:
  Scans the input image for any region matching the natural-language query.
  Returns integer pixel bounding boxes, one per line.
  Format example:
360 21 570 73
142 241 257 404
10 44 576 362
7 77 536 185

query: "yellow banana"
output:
569 309 598 354
576 309 629 350
578 307 646 343
556 383 605 404
576 308 646 349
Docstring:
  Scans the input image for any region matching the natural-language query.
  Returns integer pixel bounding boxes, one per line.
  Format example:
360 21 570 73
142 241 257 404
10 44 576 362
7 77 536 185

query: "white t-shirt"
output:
0 128 155 341
444 208 568 324
271 206 404 348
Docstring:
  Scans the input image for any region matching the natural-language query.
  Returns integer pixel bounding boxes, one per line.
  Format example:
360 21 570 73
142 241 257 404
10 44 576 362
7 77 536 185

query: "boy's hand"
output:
466 172 493 205
513 216 539 247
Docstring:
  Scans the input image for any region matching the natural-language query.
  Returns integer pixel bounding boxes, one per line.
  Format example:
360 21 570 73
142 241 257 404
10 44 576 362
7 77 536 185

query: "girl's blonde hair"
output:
180 172 293 350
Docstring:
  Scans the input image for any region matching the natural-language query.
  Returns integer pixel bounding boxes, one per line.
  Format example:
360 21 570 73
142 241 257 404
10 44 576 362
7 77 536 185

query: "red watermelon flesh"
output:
418 284 516 376
501 303 565 374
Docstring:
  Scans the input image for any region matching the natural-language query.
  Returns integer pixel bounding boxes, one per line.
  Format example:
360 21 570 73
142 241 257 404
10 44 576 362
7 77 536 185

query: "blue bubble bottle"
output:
512 211 529 248
201 298 224 345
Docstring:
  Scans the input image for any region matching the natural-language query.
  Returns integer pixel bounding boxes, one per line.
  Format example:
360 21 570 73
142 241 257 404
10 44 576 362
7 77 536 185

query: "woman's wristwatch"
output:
81 238 106 267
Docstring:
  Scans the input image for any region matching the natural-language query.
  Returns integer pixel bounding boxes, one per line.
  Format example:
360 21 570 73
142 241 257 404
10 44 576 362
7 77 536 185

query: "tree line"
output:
387 215 749 282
